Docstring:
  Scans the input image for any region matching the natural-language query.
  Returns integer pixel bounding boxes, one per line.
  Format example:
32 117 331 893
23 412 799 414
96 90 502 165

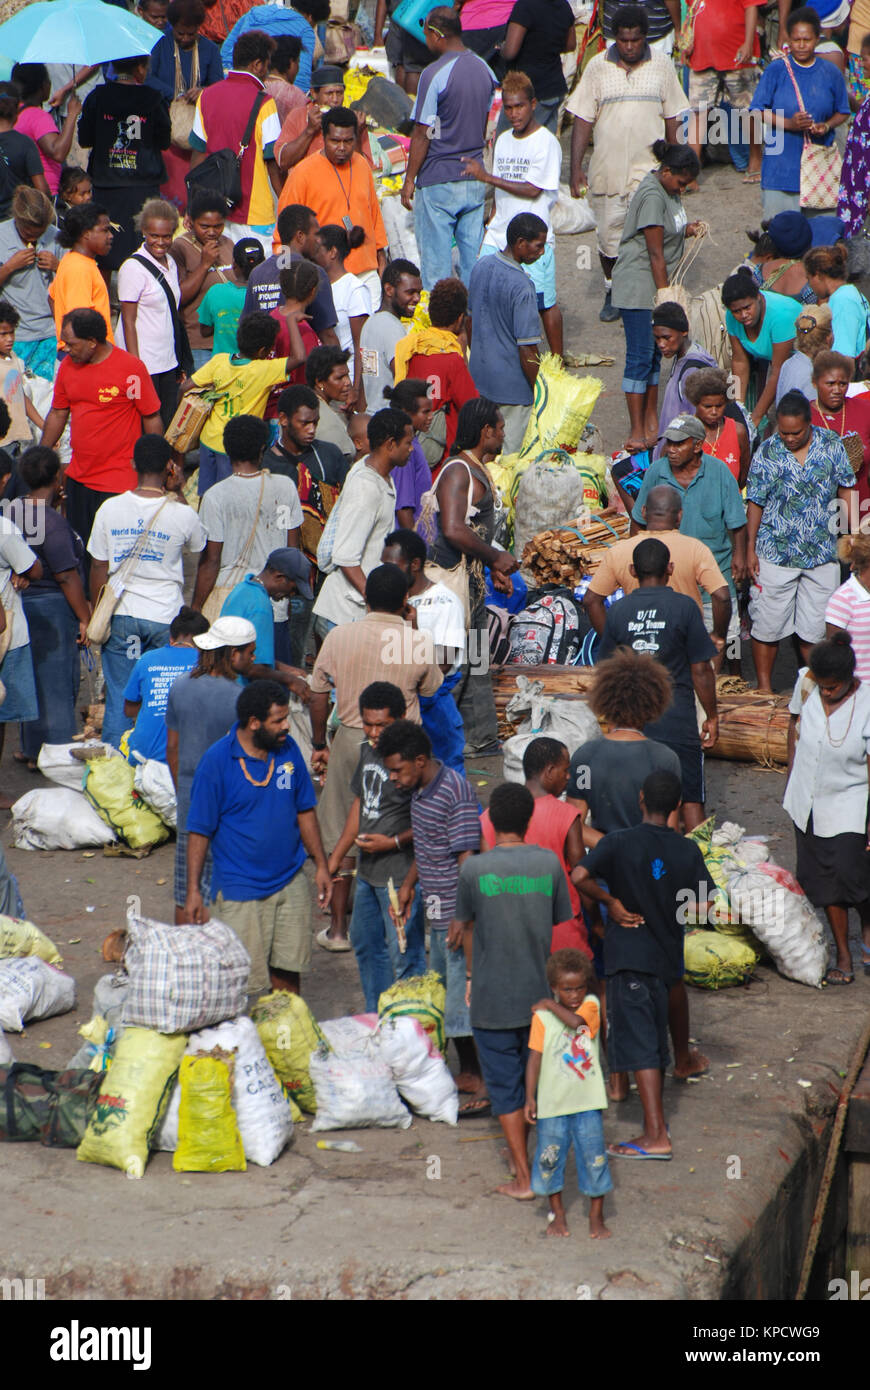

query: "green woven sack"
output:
684 929 759 990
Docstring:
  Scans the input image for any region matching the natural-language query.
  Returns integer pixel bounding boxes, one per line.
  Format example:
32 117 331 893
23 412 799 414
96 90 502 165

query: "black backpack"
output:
185 90 266 214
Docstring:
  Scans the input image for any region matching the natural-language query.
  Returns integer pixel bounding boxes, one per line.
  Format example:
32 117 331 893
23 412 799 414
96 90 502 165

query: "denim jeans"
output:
531 1112 613 1198
191 348 213 371
101 614 170 751
621 307 661 394
20 590 81 758
414 180 487 290
429 924 472 1038
198 444 232 495
288 595 313 666
349 879 426 1012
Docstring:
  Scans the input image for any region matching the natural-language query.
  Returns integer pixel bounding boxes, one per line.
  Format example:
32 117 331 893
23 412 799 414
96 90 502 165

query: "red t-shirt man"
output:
689 0 760 73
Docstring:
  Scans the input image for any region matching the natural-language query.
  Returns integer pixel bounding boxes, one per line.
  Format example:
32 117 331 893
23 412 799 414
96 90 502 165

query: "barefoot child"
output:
448 782 573 1197
573 769 716 1162
525 948 612 1239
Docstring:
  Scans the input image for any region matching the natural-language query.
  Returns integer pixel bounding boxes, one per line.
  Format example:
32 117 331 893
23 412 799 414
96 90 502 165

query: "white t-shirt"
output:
0 517 37 650
116 246 182 375
408 581 466 673
88 493 206 623
313 460 397 628
198 471 303 621
360 310 405 414
331 271 372 376
482 125 562 250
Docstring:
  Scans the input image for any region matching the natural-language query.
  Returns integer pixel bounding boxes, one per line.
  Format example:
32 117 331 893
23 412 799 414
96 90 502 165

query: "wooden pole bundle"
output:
492 666 790 766
520 509 629 587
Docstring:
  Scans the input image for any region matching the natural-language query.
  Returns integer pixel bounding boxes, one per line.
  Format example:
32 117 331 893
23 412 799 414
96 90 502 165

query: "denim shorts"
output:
620 307 661 394
606 969 670 1073
429 926 472 1039
531 1110 613 1198
472 1024 529 1115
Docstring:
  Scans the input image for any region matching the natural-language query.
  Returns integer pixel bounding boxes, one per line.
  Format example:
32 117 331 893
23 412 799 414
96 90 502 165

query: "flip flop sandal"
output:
458 1094 491 1119
824 967 854 985
607 1142 672 1161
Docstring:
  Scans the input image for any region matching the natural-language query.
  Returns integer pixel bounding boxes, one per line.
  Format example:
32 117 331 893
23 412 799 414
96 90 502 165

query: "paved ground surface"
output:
3 161 869 1301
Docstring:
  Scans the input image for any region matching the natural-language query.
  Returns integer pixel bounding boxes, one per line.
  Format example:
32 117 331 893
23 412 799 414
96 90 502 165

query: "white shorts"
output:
748 556 840 644
588 189 632 260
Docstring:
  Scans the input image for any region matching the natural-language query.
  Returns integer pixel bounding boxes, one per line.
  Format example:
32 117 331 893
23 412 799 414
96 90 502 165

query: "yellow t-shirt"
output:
49 250 114 344
191 353 289 452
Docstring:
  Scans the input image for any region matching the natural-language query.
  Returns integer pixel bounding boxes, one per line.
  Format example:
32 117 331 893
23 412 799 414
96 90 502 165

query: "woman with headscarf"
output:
739 210 815 303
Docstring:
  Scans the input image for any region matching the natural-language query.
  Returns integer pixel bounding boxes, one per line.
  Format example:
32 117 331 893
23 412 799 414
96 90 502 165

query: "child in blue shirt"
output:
122 606 208 764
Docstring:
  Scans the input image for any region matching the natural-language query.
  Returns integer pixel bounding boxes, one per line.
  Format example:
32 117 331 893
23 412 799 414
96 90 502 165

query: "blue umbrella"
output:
0 0 161 65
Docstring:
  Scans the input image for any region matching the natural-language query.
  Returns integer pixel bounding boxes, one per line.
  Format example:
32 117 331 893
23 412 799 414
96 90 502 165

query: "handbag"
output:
201 471 268 622
782 55 842 210
169 41 200 151
86 496 172 645
131 253 194 378
184 89 266 214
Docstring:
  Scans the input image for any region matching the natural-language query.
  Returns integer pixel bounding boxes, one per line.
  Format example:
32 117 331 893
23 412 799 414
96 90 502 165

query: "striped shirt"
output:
825 574 870 683
309 612 443 728
411 762 481 926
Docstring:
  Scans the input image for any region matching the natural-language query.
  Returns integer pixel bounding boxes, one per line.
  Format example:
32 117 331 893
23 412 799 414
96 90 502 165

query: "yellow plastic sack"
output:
173 1054 246 1173
685 816 735 925
519 354 603 458
378 971 446 1056
684 929 759 990
77 1027 185 1176
0 914 62 965
251 991 327 1114
83 755 169 852
77 1014 113 1072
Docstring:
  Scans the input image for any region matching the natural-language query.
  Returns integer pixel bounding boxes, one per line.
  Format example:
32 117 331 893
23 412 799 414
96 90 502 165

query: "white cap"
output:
193 616 257 650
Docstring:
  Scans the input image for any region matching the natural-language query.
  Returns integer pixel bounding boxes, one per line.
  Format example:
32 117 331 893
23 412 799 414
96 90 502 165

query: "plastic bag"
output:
684 929 759 989
518 356 603 459
132 758 177 830
501 677 601 784
0 957 76 1031
551 184 597 235
173 1053 246 1173
36 742 104 790
11 787 116 851
252 991 327 1114
122 914 250 1034
68 1015 118 1073
77 1027 186 1177
377 972 446 1057
685 816 737 925
513 449 607 560
156 1017 293 1166
727 863 827 988
0 914 62 966
309 1045 411 1131
375 1016 458 1124
83 755 168 852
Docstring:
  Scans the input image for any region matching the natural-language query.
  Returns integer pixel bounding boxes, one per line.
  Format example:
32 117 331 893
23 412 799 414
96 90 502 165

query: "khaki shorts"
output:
499 402 532 456
688 66 759 112
748 556 839 644
316 720 366 854
588 189 632 260
215 869 312 995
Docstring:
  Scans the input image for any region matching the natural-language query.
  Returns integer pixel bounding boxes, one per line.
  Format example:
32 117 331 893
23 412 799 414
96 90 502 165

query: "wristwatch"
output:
312 741 327 751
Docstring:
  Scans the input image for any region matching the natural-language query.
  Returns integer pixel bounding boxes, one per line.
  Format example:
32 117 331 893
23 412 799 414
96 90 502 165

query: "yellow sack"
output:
519 354 603 458
685 816 736 925
684 929 759 990
251 991 327 1114
173 1053 246 1173
378 971 446 1056
77 1027 185 1176
83 755 169 853
0 914 62 965
77 1014 114 1072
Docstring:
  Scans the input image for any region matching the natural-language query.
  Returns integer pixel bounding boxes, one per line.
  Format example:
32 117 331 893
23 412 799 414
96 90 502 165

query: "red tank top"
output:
706 416 740 481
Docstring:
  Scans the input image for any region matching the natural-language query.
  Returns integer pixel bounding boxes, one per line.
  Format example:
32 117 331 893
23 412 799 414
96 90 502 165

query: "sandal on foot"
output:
742 172 761 183
315 928 352 953
824 966 854 985
458 1092 491 1119
607 1141 672 1161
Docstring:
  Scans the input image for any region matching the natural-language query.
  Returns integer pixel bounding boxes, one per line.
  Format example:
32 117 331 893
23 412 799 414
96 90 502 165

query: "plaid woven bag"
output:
122 915 251 1034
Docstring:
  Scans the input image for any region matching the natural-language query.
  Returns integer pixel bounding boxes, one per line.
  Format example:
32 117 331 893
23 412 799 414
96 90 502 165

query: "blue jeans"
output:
429 924 471 1038
198 444 231 495
288 595 313 666
191 347 213 370
349 878 426 1012
531 1112 613 1198
101 614 170 751
621 307 661 394
20 590 81 758
414 180 486 290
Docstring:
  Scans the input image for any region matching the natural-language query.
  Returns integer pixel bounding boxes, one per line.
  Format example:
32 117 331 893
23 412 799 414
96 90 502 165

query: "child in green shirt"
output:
525 948 612 1240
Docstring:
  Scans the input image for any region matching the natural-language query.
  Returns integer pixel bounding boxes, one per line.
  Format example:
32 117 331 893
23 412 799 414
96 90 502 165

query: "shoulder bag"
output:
87 496 173 645
169 41 200 151
201 471 268 622
131 253 193 378
184 88 266 214
420 457 477 626
782 55 842 210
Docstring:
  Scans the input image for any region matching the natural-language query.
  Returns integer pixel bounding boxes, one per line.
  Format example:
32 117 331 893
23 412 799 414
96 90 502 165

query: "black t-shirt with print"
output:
78 83 171 187
350 741 414 886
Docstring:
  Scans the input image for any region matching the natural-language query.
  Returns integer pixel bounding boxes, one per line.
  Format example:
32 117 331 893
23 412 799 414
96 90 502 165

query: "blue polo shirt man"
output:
467 213 546 454
185 679 331 994
221 547 314 672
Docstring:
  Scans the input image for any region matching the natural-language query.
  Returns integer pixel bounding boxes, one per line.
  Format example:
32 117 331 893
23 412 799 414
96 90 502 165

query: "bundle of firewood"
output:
521 509 630 587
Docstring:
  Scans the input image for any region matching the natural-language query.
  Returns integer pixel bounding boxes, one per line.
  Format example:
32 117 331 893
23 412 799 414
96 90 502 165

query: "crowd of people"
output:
0 0 869 1237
